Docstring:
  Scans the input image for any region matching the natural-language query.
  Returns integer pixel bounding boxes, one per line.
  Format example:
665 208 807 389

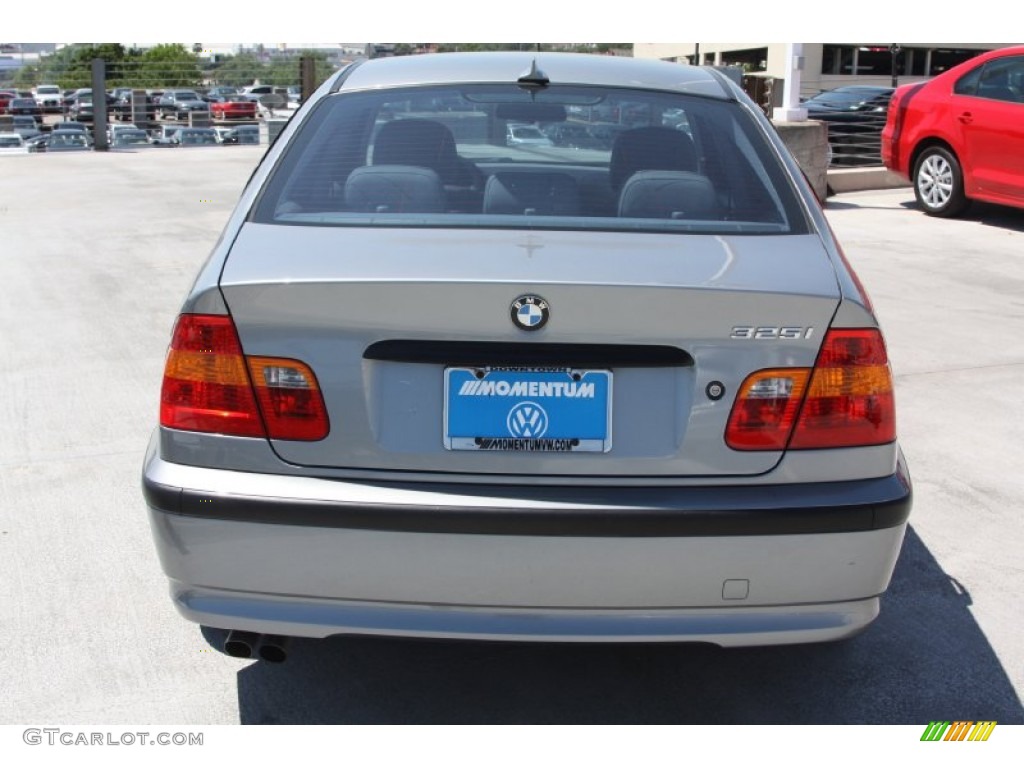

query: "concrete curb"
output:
827 167 911 194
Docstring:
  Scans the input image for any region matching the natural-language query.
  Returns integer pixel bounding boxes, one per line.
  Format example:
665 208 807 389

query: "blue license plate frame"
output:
444 367 612 452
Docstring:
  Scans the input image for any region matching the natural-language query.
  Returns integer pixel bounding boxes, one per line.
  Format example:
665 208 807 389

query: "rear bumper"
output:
169 585 883 646
143 443 911 646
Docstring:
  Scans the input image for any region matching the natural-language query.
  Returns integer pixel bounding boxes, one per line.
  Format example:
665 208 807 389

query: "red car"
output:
883 46 1024 217
210 99 257 121
0 90 17 114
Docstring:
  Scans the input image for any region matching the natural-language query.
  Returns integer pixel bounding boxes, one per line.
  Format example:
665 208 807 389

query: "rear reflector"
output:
725 328 896 451
160 315 329 441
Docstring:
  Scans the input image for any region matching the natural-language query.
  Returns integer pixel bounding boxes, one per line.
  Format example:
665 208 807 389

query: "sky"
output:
2 2 1015 48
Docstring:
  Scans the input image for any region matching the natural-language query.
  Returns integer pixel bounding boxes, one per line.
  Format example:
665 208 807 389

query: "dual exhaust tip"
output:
223 630 289 663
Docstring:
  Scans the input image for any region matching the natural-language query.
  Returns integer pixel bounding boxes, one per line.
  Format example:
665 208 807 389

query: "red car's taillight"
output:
726 329 896 451
160 314 329 441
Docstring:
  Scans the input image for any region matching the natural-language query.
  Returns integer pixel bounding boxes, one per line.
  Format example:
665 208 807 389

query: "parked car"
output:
210 98 257 121
52 120 90 134
0 132 27 153
804 86 894 167
10 115 42 140
112 92 157 122
143 52 912 659
158 90 209 120
883 45 1024 216
62 88 101 109
541 121 603 149
67 96 98 122
205 86 241 103
50 121 93 145
31 84 62 112
0 90 17 114
110 128 152 148
6 96 41 120
150 126 182 146
45 130 91 152
241 84 289 113
220 124 260 145
175 127 220 146
24 133 49 152
505 122 554 147
240 84 280 100
108 123 139 142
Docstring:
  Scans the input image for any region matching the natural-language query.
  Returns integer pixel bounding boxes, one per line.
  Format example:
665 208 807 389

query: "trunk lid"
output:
219 224 839 477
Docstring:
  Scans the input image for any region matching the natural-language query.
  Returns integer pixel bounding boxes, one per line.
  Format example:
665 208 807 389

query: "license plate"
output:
444 368 612 452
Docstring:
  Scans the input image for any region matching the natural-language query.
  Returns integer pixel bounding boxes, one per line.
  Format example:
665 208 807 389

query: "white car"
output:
506 123 555 147
32 84 62 112
0 132 27 154
108 123 139 143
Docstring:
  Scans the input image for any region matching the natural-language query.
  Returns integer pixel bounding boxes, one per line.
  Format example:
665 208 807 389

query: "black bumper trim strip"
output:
143 469 912 538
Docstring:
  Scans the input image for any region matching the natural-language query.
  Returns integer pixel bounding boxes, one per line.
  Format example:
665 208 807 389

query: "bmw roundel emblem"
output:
510 295 550 331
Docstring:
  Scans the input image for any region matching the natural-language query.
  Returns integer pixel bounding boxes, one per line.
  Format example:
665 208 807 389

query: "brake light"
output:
160 315 329 441
161 314 265 437
725 328 895 451
789 329 895 449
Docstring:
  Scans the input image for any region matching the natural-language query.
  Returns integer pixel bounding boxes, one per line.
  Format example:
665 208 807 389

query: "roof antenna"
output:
517 59 550 91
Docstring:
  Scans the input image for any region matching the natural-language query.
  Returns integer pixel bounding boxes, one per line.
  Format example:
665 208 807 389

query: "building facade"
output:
634 43 1017 96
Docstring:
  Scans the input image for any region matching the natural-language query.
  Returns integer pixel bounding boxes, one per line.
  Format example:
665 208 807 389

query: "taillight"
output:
725 328 895 451
789 329 895 449
247 357 329 441
886 94 903 169
725 369 811 450
161 314 265 437
160 314 329 441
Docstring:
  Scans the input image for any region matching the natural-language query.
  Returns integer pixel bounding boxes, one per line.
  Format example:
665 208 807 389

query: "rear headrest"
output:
609 127 698 193
372 119 463 184
618 170 717 220
344 165 444 214
483 172 581 216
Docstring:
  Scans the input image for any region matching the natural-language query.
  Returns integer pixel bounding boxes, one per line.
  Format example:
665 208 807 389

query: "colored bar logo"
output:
920 721 997 741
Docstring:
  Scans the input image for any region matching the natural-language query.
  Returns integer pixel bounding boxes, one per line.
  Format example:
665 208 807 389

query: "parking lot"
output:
1 148 1022 724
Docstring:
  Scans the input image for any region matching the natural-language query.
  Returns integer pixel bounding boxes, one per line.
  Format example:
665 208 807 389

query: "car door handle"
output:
958 112 973 124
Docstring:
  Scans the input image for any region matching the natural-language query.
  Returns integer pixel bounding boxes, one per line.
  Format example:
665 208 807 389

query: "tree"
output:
31 44 128 89
266 50 334 88
13 65 41 90
209 52 266 87
133 44 203 88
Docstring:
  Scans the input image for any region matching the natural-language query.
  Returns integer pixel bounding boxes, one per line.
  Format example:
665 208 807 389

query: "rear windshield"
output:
252 84 808 235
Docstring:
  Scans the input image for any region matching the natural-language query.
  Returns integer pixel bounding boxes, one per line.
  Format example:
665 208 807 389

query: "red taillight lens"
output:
160 314 266 437
247 357 329 441
725 369 811 450
725 329 896 452
789 329 895 449
160 315 330 441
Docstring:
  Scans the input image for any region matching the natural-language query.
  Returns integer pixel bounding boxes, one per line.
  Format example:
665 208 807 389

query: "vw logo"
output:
510 294 549 331
507 402 549 438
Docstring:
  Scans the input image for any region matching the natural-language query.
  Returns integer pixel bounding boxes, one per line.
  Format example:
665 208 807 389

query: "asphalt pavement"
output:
0 148 1021 724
